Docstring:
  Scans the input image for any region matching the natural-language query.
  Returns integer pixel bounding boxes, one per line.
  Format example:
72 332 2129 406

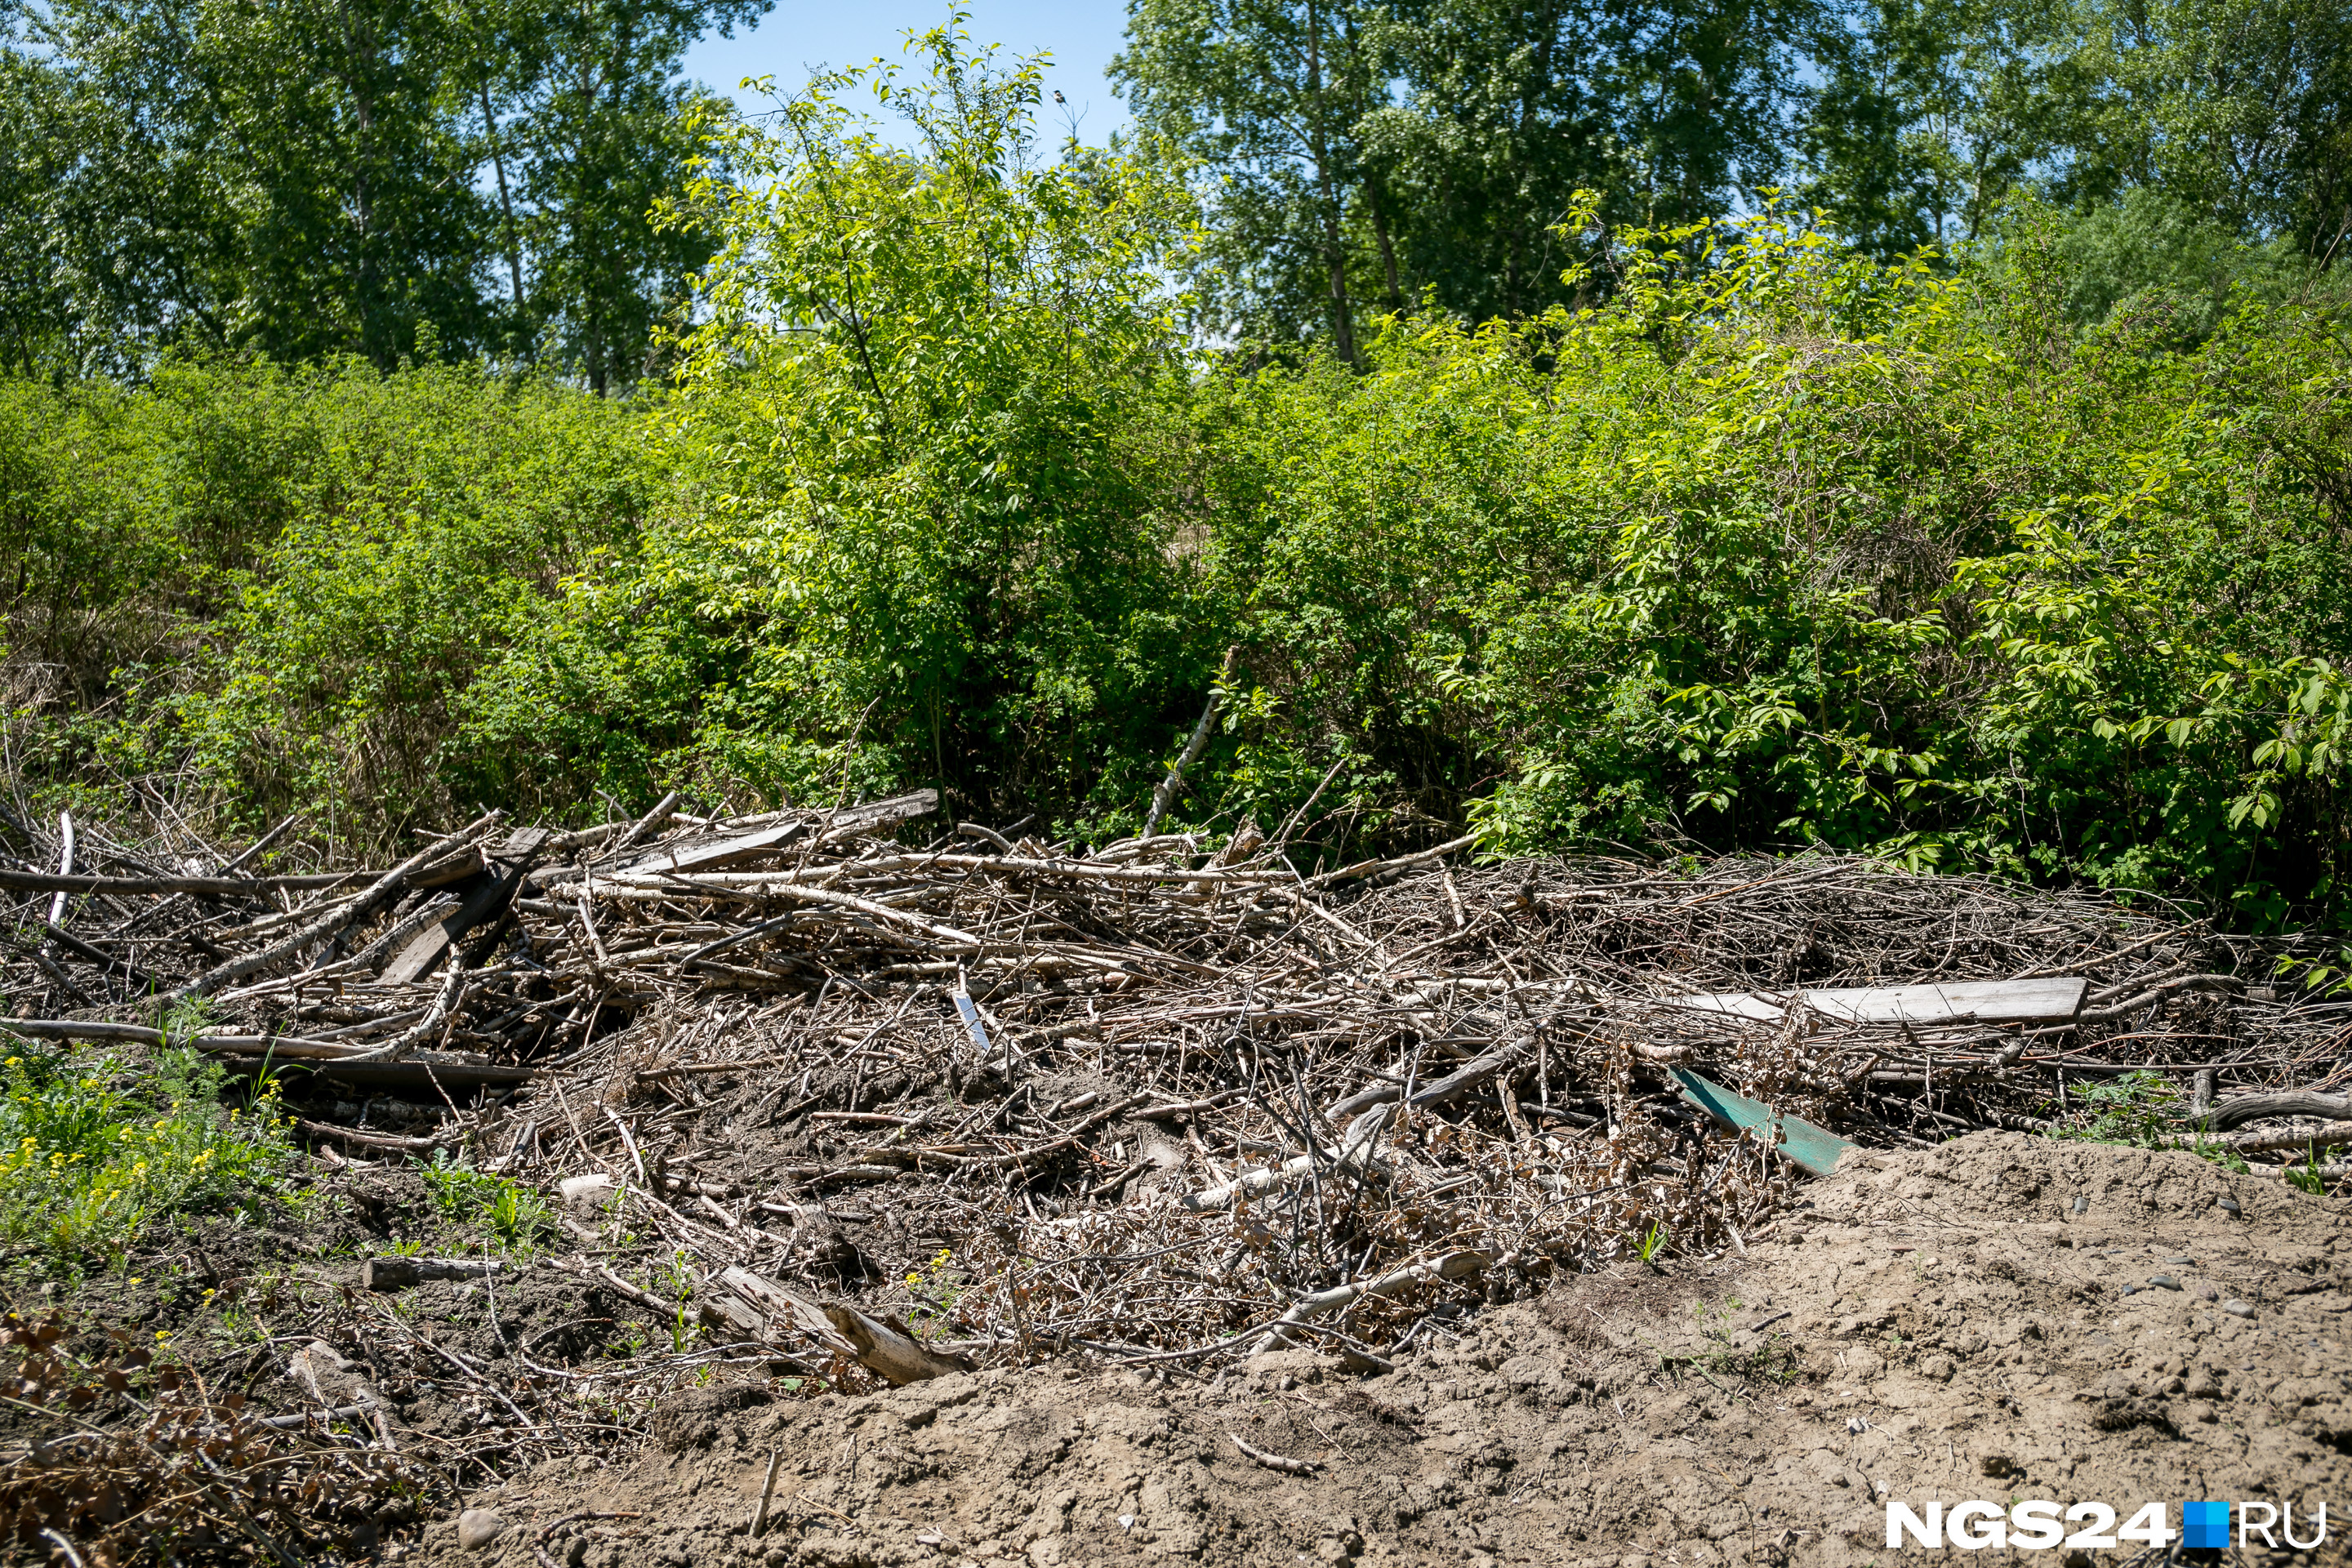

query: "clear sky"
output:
681 1 1134 145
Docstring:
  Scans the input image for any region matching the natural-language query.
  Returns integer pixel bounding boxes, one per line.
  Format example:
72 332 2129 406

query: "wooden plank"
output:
1666 976 2087 1027
620 820 806 878
813 787 940 844
617 790 938 875
1668 1067 1858 1176
380 829 549 984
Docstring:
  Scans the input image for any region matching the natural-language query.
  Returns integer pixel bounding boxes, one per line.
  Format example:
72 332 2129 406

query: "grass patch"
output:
0 1045 297 1272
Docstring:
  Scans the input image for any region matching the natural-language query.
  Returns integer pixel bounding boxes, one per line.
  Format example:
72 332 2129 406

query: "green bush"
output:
1190 202 2352 921
6 87 2352 930
1 354 675 845
634 27 1218 823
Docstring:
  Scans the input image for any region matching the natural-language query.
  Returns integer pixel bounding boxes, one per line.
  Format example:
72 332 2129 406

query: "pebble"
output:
2071 1197 2089 1214
2198 1285 2219 1302
2149 1276 2182 1290
558 1174 617 1214
2165 1255 2194 1264
2122 1285 2139 1296
457 1509 505 1552
2218 1198 2242 1215
2222 1300 2255 1320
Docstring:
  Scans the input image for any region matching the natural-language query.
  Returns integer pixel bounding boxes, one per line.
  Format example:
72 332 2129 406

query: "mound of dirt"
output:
412 1134 2350 1568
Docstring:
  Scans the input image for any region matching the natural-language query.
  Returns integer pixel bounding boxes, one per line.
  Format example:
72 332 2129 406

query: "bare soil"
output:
409 1134 2352 1568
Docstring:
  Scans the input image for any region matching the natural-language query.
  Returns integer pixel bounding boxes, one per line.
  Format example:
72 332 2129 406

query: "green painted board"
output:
1668 1066 1858 1177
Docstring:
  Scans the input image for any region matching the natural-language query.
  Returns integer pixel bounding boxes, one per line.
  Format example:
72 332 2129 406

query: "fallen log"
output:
2198 1090 2352 1131
362 1255 510 1291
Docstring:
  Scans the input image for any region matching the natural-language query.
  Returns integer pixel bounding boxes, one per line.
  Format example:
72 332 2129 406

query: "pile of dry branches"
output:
6 791 2352 1530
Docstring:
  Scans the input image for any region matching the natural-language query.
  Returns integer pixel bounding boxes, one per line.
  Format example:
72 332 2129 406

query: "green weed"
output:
1650 1298 1798 1392
2045 1070 2262 1178
2046 1071 2183 1148
414 1150 555 1250
2285 1145 2335 1197
0 1045 295 1270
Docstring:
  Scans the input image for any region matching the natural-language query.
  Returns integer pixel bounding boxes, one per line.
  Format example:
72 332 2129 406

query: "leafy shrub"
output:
1 354 672 847
7 93 2352 930
0 1046 295 1268
1192 201 2352 922
639 26 1221 823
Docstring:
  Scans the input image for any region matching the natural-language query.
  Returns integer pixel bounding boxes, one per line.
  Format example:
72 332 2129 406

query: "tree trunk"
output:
1303 0 1356 362
480 83 527 326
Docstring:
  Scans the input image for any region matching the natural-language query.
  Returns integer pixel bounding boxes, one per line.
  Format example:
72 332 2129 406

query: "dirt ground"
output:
408 1134 2351 1568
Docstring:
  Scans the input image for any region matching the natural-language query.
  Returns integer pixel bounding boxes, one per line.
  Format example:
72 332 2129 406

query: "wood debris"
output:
5 793 2352 1530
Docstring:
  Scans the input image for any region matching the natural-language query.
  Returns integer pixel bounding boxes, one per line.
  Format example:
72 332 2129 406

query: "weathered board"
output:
618 819 806 878
613 787 941 879
1667 975 2087 1027
380 827 547 984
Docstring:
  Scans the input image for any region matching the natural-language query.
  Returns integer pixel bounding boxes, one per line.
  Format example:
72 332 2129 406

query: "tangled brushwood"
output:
4 795 2351 1558
0 1314 427 1564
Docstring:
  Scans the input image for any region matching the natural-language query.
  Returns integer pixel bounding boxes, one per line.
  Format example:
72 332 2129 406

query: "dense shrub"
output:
6 48 2351 928
1205 207 2352 918
1 355 670 849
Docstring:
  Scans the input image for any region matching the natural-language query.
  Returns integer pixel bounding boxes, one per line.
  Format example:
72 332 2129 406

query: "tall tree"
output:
1799 0 2350 263
2 0 499 368
0 0 767 381
2066 0 2352 260
1797 0 2085 256
1116 0 1813 345
1116 0 1394 356
465 0 769 392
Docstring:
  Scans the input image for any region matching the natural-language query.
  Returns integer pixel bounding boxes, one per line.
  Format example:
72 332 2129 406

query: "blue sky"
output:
682 1 1135 144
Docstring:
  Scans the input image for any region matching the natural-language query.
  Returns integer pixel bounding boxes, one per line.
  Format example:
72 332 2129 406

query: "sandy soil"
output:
407 1133 2351 1568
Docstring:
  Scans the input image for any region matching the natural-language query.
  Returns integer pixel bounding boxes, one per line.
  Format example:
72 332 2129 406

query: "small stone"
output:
2071 1197 2089 1214
558 1174 617 1215
2165 1255 2194 1264
2121 1285 2138 1296
2222 1299 2254 1319
2218 1198 2242 1215
2197 1285 2218 1302
2149 1276 2182 1290
457 1509 505 1552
